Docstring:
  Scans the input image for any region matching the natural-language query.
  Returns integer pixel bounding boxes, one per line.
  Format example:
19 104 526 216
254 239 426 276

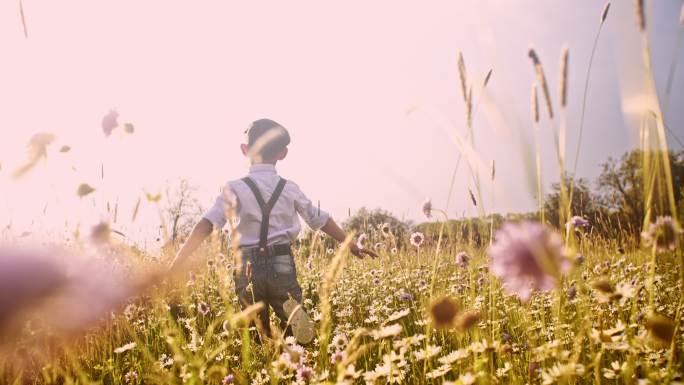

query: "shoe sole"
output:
283 298 315 344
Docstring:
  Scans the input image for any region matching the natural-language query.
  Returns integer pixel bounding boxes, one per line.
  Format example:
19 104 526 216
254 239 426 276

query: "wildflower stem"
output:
534 122 545 224
664 296 684 382
569 19 606 213
648 243 657 313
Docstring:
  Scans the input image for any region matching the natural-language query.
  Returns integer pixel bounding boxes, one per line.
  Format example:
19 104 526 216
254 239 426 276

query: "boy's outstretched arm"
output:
320 218 378 258
169 218 214 275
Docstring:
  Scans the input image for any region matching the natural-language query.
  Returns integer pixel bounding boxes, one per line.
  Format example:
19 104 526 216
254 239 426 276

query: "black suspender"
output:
241 177 287 256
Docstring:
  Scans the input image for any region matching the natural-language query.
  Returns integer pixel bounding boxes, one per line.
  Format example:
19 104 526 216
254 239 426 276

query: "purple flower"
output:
398 291 413 301
330 350 346 365
296 365 314 382
197 302 210 316
455 252 470 268
372 277 381 285
102 110 119 137
410 232 425 248
222 374 235 385
488 221 569 302
567 216 589 229
567 283 577 300
124 371 138 384
641 216 682 252
575 253 585 265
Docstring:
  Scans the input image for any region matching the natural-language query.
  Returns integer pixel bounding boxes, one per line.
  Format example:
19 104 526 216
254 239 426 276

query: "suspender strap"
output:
241 177 287 256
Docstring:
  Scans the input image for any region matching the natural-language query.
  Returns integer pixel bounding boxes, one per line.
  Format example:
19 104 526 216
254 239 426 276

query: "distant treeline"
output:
415 149 684 246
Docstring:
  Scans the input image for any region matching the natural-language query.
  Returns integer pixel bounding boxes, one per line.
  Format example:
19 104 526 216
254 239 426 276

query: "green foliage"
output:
342 207 412 239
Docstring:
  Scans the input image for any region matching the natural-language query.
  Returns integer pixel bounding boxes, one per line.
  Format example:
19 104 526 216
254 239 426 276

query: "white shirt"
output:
203 164 330 247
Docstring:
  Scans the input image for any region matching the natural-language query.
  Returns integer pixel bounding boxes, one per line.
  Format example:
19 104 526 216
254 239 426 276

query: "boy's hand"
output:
320 218 378 258
350 243 378 259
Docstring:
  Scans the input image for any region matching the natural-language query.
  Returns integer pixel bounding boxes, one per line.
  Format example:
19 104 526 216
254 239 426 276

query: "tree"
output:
597 150 684 236
164 179 204 244
544 175 600 229
342 207 412 241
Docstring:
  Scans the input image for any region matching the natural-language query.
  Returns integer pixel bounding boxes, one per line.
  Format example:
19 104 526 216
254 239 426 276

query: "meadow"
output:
2 1 684 384
1 216 682 385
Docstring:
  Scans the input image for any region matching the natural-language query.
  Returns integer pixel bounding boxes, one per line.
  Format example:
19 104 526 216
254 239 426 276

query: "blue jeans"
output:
234 251 303 338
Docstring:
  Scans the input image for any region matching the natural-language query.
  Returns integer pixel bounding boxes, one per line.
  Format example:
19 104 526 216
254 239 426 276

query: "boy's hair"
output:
245 119 291 161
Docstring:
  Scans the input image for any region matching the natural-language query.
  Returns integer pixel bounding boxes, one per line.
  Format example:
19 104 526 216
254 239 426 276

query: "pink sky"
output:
1 1 682 243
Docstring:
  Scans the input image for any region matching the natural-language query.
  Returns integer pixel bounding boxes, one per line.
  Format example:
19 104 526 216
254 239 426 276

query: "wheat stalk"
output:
531 84 539 123
528 48 554 119
457 52 468 102
19 0 28 39
602 2 611 24
664 3 684 112
532 84 544 223
484 69 493 87
635 0 645 32
559 47 569 108
569 2 611 230
558 47 570 233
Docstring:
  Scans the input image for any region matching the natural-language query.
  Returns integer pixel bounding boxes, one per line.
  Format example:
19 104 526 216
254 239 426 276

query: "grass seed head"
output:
635 0 645 31
456 310 480 331
457 52 468 102
645 313 674 345
429 296 460 329
559 47 569 108
528 48 554 119
601 2 611 24
591 277 614 294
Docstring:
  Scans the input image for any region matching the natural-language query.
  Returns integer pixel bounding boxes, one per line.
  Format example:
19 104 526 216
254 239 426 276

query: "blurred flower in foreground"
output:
488 222 569 302
641 216 682 252
0 247 159 344
410 232 424 248
12 132 56 179
429 296 459 329
645 313 674 345
102 110 119 136
90 221 112 244
422 198 432 218
77 183 96 198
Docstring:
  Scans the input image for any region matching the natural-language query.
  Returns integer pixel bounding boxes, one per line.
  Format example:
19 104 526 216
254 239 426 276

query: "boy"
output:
170 118 376 342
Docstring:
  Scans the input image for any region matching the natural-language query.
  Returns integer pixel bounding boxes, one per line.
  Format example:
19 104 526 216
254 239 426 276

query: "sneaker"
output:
283 297 315 344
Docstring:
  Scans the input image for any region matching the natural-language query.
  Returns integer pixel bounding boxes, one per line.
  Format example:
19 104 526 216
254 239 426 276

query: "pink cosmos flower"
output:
488 221 569 302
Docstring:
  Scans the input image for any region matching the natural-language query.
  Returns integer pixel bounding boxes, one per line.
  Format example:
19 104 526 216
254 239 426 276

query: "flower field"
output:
2 220 682 384
2 1 684 384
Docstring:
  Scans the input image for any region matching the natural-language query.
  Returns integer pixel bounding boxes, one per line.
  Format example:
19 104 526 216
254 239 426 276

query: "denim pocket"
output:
271 254 296 274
